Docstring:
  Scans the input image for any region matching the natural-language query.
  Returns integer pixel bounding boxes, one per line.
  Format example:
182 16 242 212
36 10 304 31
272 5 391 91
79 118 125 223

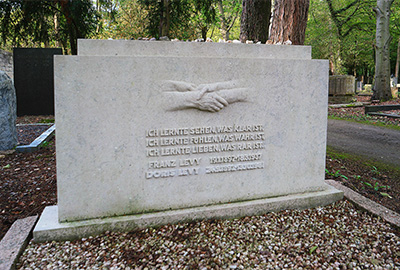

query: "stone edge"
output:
0 216 38 270
33 184 343 243
326 180 400 228
16 124 55 153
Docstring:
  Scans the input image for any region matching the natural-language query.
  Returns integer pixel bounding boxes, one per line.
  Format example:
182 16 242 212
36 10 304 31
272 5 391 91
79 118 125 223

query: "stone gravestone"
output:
0 49 13 80
13 48 62 116
328 75 355 104
33 41 343 242
77 39 312 59
0 71 17 151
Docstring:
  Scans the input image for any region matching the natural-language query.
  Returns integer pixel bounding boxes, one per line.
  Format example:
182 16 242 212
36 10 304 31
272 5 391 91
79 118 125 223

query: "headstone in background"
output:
0 49 13 80
390 76 397 87
77 39 312 59
328 75 356 104
0 71 17 151
356 81 363 92
13 48 62 116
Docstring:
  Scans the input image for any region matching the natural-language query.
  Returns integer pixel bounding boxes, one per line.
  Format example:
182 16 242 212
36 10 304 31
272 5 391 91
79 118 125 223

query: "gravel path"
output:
17 200 400 269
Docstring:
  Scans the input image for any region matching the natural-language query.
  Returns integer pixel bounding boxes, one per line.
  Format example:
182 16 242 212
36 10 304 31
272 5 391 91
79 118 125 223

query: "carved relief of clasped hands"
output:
163 80 249 113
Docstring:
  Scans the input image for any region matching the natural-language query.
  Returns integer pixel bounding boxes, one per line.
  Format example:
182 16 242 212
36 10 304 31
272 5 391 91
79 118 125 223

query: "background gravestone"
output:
328 75 356 104
13 48 62 116
0 71 17 151
0 49 13 80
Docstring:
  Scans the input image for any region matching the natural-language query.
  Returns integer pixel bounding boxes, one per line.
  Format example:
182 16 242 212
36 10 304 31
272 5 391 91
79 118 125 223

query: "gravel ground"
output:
16 124 52 145
17 200 400 269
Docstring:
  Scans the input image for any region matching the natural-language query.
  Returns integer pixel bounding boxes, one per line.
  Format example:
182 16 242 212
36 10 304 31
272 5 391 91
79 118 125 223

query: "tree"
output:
0 0 97 54
306 0 376 79
390 0 400 85
217 0 241 41
373 0 394 101
138 0 193 39
239 0 271 43
95 0 118 34
192 0 217 40
269 0 310 45
110 0 148 39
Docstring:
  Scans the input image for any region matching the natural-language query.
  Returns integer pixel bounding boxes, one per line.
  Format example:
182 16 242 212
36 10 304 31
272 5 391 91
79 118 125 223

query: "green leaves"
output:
361 180 392 198
0 0 97 54
325 169 348 179
380 192 393 198
309 246 318 254
2 164 10 169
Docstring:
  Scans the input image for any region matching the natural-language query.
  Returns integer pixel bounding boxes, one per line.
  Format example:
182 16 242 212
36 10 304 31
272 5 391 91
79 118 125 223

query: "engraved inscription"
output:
145 124 265 179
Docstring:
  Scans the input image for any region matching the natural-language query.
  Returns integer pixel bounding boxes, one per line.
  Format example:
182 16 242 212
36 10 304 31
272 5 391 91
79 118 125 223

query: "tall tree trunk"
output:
269 0 310 45
239 0 271 43
54 13 62 48
96 0 101 33
395 36 400 83
201 26 208 41
159 0 170 37
217 0 229 41
372 0 394 101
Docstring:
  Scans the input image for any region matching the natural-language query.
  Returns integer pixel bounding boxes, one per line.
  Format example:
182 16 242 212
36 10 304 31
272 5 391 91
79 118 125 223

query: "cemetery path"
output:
327 119 400 168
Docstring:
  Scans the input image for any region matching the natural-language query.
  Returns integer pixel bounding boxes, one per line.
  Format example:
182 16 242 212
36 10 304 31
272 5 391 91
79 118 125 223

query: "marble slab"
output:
54 55 329 222
78 39 312 59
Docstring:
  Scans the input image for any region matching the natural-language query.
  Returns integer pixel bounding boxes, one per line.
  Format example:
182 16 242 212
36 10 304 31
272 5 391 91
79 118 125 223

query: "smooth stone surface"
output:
33 185 343 242
0 216 38 270
55 55 329 222
78 39 312 59
0 71 17 151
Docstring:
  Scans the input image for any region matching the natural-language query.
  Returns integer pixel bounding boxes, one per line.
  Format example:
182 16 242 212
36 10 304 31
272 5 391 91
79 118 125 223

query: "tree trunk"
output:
395 36 400 83
372 0 394 101
217 0 229 41
159 0 170 37
96 0 101 33
239 0 271 43
201 26 208 41
53 13 62 48
269 0 310 45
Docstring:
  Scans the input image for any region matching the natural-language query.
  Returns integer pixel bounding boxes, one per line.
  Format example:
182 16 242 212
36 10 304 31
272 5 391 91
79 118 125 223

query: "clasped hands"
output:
164 80 239 113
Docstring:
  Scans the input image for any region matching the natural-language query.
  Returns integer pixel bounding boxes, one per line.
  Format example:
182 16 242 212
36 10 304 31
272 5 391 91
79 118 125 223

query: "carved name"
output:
145 124 265 179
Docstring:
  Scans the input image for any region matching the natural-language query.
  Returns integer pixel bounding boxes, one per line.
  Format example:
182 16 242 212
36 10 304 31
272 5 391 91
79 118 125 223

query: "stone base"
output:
33 184 343 242
328 95 356 104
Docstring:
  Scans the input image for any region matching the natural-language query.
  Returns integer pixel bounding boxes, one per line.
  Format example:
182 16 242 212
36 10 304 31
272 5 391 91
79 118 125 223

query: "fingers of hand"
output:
215 95 228 107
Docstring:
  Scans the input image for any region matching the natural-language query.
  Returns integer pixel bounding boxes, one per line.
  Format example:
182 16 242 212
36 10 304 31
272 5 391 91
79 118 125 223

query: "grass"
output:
39 119 55 124
326 146 400 179
328 115 400 132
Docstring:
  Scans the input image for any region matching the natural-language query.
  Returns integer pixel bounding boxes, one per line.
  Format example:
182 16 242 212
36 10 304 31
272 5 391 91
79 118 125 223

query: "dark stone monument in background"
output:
13 48 62 116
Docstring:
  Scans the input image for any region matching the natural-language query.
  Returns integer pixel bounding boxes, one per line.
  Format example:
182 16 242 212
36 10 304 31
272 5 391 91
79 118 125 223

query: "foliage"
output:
361 180 392 198
306 0 376 80
0 0 97 54
105 0 149 39
94 0 119 38
217 0 241 41
327 113 400 131
325 169 348 179
136 0 195 39
92 0 242 41
326 146 400 182
306 0 400 85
